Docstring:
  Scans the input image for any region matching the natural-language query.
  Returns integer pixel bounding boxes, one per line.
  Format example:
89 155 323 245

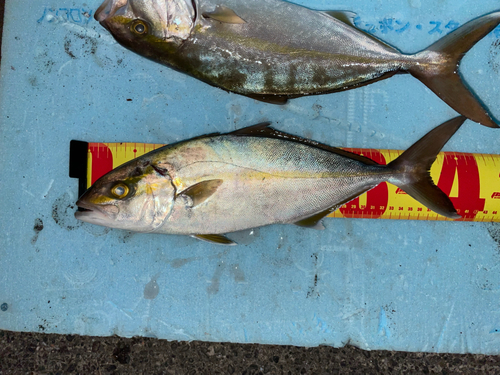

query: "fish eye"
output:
131 20 148 35
111 183 129 199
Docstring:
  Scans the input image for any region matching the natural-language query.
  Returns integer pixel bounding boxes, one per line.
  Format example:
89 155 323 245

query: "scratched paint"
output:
313 313 332 334
207 262 225 295
170 257 198 269
144 275 160 300
378 308 391 338
37 7 94 25
228 228 261 246
229 264 246 284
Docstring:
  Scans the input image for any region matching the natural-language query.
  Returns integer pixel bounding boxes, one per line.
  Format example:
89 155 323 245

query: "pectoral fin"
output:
179 179 223 207
203 6 246 24
192 234 237 246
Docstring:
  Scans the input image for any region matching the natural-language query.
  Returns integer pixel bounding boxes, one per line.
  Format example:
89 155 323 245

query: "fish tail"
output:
386 116 466 219
409 11 500 128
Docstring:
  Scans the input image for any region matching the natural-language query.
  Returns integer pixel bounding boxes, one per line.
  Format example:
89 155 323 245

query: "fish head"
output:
75 157 175 232
95 0 196 49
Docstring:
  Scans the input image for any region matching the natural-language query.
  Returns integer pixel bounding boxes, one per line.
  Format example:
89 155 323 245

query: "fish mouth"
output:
95 0 128 22
74 200 111 224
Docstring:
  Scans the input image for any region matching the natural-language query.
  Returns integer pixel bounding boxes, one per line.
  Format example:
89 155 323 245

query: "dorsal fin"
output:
322 10 398 52
202 5 246 24
229 122 273 136
229 123 378 166
323 11 357 27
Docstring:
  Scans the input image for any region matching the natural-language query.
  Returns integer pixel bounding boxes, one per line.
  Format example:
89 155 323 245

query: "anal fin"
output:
294 190 377 230
192 234 237 245
294 205 342 230
247 94 289 105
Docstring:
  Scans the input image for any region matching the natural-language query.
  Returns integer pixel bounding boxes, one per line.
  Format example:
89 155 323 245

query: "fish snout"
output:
75 198 120 223
95 0 128 22
75 198 91 211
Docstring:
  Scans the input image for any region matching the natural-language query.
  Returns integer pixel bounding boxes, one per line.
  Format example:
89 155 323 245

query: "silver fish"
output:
94 0 500 128
75 117 464 245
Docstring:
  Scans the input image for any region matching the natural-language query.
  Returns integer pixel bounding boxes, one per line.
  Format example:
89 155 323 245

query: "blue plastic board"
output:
1 0 500 354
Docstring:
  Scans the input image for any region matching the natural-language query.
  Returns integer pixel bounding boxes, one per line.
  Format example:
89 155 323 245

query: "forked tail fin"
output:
410 11 500 128
387 116 466 219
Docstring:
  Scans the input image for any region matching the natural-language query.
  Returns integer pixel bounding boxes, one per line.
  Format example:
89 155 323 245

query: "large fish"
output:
94 0 500 128
75 117 464 245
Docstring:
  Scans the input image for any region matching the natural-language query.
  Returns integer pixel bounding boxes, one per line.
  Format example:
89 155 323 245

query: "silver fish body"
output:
95 0 500 127
75 118 464 245
149 134 389 235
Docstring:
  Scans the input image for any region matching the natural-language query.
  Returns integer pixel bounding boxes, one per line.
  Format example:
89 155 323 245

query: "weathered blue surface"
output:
1 0 500 354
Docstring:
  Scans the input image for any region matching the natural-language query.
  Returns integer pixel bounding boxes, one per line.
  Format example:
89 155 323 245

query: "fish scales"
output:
152 136 383 234
185 34 404 95
185 0 406 94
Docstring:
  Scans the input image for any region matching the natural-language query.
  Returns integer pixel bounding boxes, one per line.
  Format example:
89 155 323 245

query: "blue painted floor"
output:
1 0 500 353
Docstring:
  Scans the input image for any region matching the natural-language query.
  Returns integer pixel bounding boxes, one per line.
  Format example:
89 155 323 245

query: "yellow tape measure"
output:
70 142 500 222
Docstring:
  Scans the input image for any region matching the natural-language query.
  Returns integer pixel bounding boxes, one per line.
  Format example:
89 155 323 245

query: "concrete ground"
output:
1 1 499 373
2 330 500 374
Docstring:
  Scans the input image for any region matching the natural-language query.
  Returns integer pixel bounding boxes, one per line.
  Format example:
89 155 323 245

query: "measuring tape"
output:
69 141 500 222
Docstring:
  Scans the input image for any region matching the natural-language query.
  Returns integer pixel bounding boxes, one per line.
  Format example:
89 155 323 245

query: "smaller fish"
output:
75 117 465 245
94 0 500 127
